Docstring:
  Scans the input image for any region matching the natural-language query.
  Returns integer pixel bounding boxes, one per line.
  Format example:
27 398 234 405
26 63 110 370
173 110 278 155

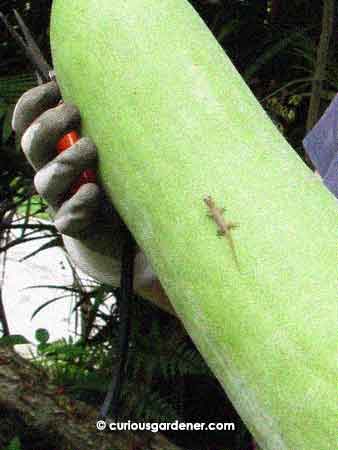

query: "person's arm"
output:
302 94 338 198
13 81 174 315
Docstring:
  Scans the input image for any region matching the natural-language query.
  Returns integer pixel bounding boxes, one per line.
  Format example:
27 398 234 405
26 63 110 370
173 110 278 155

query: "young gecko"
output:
203 195 240 270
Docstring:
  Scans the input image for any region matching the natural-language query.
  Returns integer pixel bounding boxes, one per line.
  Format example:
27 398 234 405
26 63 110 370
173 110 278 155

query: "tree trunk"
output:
306 0 335 131
0 346 185 450
270 0 281 22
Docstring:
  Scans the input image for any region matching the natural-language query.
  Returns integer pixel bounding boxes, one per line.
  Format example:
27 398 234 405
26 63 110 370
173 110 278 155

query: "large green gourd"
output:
50 1 336 448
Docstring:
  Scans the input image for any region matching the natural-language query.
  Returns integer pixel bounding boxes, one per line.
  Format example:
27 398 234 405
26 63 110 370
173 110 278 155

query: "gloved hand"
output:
12 81 172 313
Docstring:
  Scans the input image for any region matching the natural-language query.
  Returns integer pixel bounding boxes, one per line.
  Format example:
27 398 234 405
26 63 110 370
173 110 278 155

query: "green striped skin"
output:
51 1 337 448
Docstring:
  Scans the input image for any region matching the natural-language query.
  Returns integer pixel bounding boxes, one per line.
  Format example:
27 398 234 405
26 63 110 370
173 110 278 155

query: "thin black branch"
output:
0 223 56 232
0 234 54 253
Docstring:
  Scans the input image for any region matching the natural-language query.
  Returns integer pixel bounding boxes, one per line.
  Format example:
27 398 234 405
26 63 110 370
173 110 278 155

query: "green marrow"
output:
50 1 337 448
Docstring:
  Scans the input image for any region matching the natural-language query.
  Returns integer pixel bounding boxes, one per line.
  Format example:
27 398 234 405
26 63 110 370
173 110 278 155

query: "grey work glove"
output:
12 81 158 293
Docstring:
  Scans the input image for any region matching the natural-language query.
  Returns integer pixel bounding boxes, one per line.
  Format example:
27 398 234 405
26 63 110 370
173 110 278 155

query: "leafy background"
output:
0 1 336 449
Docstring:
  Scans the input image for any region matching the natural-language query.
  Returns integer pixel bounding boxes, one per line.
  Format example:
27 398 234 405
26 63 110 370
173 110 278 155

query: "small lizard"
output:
204 195 240 270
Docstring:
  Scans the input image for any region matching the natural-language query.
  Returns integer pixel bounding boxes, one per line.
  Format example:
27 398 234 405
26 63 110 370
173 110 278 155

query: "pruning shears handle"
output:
0 10 96 197
56 130 96 195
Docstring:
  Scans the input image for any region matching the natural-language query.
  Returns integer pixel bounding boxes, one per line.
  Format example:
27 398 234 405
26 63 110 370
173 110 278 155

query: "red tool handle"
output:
56 130 96 196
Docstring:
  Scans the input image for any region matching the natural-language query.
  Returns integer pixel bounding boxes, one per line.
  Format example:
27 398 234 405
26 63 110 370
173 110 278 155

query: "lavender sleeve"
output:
302 94 338 198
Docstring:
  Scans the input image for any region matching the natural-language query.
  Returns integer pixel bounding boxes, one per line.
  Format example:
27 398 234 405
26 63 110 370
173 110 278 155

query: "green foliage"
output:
123 383 178 421
35 328 50 344
0 334 30 347
32 295 210 421
0 74 35 105
2 437 21 450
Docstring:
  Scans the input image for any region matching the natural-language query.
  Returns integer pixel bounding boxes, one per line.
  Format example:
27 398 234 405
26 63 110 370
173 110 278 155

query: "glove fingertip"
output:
12 81 61 137
52 183 101 237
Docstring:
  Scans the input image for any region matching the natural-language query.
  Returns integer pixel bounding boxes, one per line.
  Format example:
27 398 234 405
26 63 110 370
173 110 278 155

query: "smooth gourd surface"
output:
51 1 337 449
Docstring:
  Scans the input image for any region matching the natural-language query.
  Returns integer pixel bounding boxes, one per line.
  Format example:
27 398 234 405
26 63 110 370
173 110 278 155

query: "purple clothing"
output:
303 94 338 198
